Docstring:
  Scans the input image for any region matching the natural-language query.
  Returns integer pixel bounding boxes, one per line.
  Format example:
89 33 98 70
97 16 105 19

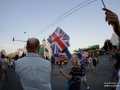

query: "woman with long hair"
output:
0 54 8 82
59 55 81 90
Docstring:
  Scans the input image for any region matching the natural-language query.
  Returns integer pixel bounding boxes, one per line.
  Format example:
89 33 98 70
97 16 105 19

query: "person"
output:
59 55 81 90
103 8 120 90
87 56 93 71
116 71 120 90
0 54 8 82
10 58 14 70
109 52 113 61
7 57 10 70
92 55 99 75
77 53 91 90
109 45 120 82
59 60 63 68
15 38 52 90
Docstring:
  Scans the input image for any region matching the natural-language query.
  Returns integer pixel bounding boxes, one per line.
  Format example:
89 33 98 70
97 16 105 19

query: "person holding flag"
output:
59 55 81 90
76 53 91 90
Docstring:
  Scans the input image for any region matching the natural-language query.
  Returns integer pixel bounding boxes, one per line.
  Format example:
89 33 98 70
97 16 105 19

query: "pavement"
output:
0 54 116 90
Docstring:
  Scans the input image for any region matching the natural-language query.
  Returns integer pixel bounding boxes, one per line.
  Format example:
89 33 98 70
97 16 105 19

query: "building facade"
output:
42 39 52 59
111 33 119 46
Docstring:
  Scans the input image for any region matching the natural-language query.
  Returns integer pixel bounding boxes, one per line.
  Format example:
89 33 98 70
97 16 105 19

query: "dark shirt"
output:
114 52 120 69
93 59 97 66
69 67 81 83
80 59 86 76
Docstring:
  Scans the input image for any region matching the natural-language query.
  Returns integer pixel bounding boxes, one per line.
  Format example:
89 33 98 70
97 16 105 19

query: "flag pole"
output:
101 0 106 8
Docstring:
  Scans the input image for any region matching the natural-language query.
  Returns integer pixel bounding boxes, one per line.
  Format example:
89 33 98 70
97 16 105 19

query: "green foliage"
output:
22 52 26 57
103 39 113 51
15 54 19 60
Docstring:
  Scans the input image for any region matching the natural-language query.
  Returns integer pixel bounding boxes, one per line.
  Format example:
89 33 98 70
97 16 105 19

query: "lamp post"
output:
24 32 29 40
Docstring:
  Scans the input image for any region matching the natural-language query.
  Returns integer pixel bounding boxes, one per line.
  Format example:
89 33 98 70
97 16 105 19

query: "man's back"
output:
0 58 7 70
15 53 52 90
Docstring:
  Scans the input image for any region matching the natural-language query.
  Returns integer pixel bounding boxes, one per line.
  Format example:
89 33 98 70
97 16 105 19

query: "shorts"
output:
81 76 86 82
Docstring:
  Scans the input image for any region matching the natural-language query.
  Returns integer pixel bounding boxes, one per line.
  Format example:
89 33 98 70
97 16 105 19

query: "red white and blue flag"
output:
54 52 67 62
47 27 70 54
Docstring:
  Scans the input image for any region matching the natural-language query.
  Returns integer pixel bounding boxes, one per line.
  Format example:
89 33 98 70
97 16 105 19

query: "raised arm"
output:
102 8 120 37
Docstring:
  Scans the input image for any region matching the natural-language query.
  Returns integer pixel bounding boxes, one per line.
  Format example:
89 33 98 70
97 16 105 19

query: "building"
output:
111 33 119 46
42 39 52 59
1 49 6 56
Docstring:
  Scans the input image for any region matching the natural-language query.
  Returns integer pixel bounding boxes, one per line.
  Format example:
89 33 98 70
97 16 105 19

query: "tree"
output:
15 54 19 60
102 39 113 51
22 52 26 57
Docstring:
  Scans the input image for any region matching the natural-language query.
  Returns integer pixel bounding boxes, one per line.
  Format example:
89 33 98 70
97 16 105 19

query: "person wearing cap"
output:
76 53 91 90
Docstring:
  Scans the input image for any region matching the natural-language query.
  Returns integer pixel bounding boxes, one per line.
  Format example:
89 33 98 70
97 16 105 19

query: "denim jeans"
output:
69 82 81 90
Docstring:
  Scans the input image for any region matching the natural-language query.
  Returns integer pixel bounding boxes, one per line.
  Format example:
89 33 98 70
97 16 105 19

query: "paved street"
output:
0 54 115 90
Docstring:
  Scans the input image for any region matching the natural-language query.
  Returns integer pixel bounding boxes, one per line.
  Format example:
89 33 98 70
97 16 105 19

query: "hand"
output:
102 8 120 37
59 69 63 73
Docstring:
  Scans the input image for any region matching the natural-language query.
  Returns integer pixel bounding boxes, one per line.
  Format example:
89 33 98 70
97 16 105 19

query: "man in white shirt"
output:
87 56 93 71
0 54 8 82
15 38 52 90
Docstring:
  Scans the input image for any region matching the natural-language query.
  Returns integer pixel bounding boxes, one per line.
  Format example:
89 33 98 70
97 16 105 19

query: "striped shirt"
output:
69 67 81 83
15 53 52 90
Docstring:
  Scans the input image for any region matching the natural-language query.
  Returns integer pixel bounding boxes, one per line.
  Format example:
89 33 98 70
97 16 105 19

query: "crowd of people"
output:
0 8 120 90
0 55 16 83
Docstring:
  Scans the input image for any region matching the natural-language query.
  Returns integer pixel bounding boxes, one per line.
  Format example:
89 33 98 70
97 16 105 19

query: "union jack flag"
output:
47 27 70 54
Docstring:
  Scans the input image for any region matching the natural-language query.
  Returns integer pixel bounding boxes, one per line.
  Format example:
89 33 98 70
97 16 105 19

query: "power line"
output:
0 29 23 40
35 0 97 37
33 0 91 37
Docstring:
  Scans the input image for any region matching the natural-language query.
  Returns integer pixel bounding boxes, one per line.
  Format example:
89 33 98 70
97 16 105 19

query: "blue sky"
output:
0 0 120 54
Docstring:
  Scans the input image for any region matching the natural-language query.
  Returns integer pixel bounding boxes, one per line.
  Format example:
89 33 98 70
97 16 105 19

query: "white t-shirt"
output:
88 57 92 63
0 58 7 70
10 59 14 65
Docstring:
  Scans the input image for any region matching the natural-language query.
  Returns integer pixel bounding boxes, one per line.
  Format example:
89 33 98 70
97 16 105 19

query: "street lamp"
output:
24 32 29 39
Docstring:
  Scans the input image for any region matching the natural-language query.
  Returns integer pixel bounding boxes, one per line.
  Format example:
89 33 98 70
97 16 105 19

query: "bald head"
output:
26 38 40 53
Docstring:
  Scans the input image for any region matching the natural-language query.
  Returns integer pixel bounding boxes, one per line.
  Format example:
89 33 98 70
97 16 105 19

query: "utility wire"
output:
0 29 23 40
35 0 97 37
33 0 91 37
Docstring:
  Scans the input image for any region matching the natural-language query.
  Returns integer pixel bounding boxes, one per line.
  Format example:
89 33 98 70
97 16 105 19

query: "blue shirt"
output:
15 53 52 90
80 59 86 76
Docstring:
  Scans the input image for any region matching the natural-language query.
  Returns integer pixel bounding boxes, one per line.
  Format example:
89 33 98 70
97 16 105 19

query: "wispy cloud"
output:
0 43 18 48
0 43 19 54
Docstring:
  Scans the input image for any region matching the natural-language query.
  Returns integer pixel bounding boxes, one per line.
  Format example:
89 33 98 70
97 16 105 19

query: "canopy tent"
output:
73 45 100 53
89 45 99 49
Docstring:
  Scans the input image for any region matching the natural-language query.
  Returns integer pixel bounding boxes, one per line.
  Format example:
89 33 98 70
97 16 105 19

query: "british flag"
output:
47 27 70 54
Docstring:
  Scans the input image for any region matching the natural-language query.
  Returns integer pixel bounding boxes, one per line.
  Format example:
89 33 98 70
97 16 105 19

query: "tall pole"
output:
105 34 109 52
24 32 29 40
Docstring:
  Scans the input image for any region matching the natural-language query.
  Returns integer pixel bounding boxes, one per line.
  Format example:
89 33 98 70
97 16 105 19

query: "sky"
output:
0 0 120 54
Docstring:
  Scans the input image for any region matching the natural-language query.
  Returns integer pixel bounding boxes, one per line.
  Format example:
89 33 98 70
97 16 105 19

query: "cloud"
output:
0 43 18 48
0 43 19 54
